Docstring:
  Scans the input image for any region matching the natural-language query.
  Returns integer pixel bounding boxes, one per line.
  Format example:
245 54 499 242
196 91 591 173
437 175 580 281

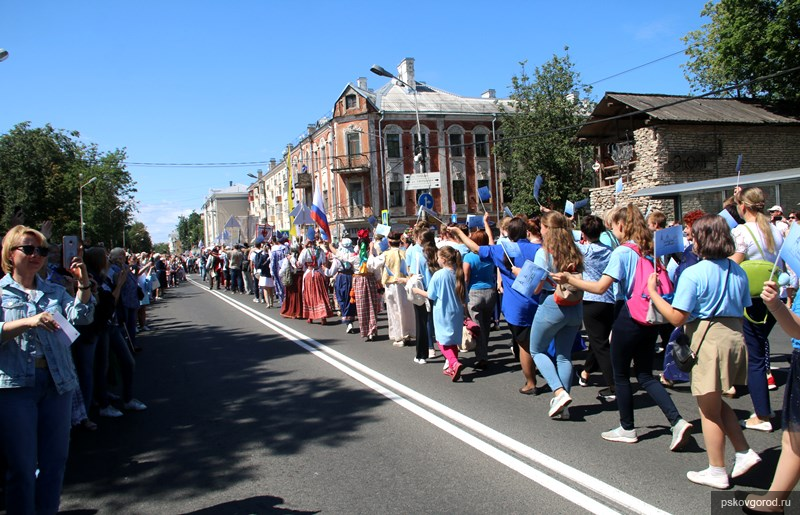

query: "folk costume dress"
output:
353 234 382 339
299 246 333 322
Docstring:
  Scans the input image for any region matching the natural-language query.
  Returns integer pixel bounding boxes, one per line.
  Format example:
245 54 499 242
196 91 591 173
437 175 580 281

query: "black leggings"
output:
582 301 615 391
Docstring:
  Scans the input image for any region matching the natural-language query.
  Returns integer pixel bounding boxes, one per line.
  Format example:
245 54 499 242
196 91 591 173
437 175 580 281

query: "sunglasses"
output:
14 245 50 257
789 216 797 220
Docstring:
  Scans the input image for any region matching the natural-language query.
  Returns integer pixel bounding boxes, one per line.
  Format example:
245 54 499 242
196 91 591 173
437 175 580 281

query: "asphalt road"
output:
57 276 796 515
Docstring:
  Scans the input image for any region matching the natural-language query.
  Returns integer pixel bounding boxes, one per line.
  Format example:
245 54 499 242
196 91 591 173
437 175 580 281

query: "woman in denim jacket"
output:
0 225 94 515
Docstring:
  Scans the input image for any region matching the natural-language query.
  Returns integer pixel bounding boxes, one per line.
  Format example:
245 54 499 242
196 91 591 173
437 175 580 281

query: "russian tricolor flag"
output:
310 179 331 241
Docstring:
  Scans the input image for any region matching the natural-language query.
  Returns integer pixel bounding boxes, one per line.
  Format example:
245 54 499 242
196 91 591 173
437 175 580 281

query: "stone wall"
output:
589 124 800 221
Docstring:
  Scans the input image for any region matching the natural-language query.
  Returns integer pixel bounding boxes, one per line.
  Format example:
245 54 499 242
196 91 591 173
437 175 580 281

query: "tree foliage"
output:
682 0 800 107
0 122 145 247
126 222 153 253
176 211 203 251
497 49 595 217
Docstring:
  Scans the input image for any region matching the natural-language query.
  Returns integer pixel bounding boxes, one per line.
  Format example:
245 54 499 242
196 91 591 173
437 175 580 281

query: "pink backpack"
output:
623 243 673 326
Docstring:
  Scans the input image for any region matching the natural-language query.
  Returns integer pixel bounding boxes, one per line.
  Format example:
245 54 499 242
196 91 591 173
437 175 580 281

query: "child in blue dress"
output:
412 246 467 381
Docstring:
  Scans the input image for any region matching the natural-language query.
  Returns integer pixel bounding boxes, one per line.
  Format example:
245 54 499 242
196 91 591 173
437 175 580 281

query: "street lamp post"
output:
370 64 426 174
79 174 97 241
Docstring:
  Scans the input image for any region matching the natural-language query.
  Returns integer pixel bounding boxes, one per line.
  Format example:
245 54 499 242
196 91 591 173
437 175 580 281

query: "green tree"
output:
152 242 170 255
682 0 800 107
176 211 203 250
126 222 153 253
497 49 595 216
0 122 138 244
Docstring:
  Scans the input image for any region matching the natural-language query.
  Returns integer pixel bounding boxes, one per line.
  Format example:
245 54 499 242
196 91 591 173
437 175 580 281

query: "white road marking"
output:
189 279 668 515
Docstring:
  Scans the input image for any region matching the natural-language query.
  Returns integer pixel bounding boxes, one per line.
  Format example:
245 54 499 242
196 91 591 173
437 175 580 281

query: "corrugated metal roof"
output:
606 93 800 124
634 167 800 197
373 82 508 115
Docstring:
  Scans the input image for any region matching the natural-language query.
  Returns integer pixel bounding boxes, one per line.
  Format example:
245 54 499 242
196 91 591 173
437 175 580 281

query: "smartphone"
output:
62 236 79 270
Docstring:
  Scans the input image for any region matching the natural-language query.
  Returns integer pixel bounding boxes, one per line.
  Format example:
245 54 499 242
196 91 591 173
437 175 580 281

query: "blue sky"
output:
0 1 709 242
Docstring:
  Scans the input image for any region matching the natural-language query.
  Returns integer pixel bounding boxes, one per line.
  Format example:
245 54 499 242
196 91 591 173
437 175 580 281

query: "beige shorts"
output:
686 318 748 396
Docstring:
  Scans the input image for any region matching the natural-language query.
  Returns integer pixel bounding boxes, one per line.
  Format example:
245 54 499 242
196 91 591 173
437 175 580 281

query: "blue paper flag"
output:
533 175 543 202
654 225 684 257
719 209 739 229
306 226 316 242
615 178 623 194
478 186 491 202
574 198 589 210
564 200 575 217
504 206 513 218
735 154 743 173
511 260 548 298
367 215 378 227
467 215 484 229
451 213 457 223
778 222 800 280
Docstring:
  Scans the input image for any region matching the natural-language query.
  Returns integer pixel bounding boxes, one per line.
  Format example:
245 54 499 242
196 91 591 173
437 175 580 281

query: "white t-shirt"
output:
732 221 784 268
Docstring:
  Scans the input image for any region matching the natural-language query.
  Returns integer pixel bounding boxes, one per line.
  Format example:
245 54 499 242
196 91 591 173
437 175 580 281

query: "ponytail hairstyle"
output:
419 229 440 273
438 245 465 304
735 187 776 254
617 203 654 257
541 211 584 273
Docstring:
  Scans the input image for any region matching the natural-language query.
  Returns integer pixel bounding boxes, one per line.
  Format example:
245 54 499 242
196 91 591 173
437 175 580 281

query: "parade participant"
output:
411 245 467 381
732 186 784 431
401 223 438 363
271 238 289 304
576 215 615 394
0 225 94 515
553 204 692 450
451 213 541 394
377 231 415 346
329 238 358 333
746 280 800 511
298 239 333 324
463 229 497 369
526 211 584 419
649 215 760 489
279 244 304 320
353 229 381 341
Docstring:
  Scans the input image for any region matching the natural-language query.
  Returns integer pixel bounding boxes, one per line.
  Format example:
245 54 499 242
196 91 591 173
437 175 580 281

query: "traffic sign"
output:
404 172 441 190
418 193 434 209
381 209 389 225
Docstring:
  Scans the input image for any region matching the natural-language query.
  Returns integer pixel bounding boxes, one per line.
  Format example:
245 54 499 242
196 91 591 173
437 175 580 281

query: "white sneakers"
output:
99 406 123 418
731 449 761 478
548 391 572 418
670 419 693 451
601 426 638 444
413 358 427 364
687 467 729 489
123 398 148 411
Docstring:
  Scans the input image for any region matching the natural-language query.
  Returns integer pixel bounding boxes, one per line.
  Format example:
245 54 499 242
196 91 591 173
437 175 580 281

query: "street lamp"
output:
0 49 8 63
370 64 426 173
79 174 97 241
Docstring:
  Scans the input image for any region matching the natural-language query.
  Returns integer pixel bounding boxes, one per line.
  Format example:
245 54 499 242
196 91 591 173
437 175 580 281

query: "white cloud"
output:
134 201 195 243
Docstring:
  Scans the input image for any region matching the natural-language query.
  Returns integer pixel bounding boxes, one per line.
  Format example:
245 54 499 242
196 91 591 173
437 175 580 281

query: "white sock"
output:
707 466 727 476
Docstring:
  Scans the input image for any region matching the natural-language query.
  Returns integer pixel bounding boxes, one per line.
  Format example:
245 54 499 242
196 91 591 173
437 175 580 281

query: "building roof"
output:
351 81 507 116
577 92 800 141
634 167 800 198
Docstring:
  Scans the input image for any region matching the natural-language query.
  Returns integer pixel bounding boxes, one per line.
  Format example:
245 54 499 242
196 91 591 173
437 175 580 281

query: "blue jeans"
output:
0 369 72 515
95 325 136 405
230 269 244 292
71 330 98 414
530 295 583 394
611 304 681 430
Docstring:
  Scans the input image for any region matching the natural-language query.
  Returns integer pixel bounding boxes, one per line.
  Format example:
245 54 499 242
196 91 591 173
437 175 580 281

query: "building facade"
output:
201 183 250 247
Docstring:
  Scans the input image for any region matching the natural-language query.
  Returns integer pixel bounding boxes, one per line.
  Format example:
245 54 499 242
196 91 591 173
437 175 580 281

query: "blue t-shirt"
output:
577 242 615 304
533 249 556 293
464 252 496 291
427 268 464 346
405 244 433 288
671 259 752 322
479 240 540 326
602 242 642 300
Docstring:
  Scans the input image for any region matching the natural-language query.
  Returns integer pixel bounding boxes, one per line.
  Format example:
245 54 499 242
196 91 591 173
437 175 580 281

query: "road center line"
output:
189 279 667 515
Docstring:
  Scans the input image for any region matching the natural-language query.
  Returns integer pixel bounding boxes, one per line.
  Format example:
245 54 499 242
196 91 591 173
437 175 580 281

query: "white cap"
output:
768 205 783 213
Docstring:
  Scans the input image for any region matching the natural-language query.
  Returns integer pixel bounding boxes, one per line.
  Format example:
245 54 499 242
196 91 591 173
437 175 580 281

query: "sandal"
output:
519 385 538 395
659 374 674 388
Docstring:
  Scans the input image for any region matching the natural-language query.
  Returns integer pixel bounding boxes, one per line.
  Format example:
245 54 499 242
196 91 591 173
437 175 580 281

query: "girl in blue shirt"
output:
463 229 497 369
412 246 467 382
649 214 760 490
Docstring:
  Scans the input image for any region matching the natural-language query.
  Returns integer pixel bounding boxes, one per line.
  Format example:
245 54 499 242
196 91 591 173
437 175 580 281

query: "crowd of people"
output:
196 188 799 508
1 187 799 512
0 222 190 514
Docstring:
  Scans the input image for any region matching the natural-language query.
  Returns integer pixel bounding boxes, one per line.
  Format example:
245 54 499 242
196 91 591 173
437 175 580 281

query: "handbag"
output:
740 225 779 297
554 275 583 306
671 262 730 372
460 317 479 352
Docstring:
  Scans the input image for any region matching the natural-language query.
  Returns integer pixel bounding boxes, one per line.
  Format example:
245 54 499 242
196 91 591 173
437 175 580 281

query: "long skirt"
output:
335 273 356 322
385 282 415 342
302 270 333 320
279 272 304 319
354 274 381 338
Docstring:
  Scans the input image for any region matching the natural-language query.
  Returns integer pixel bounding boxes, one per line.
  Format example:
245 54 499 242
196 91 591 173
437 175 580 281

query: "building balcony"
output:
333 154 370 175
335 204 374 221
